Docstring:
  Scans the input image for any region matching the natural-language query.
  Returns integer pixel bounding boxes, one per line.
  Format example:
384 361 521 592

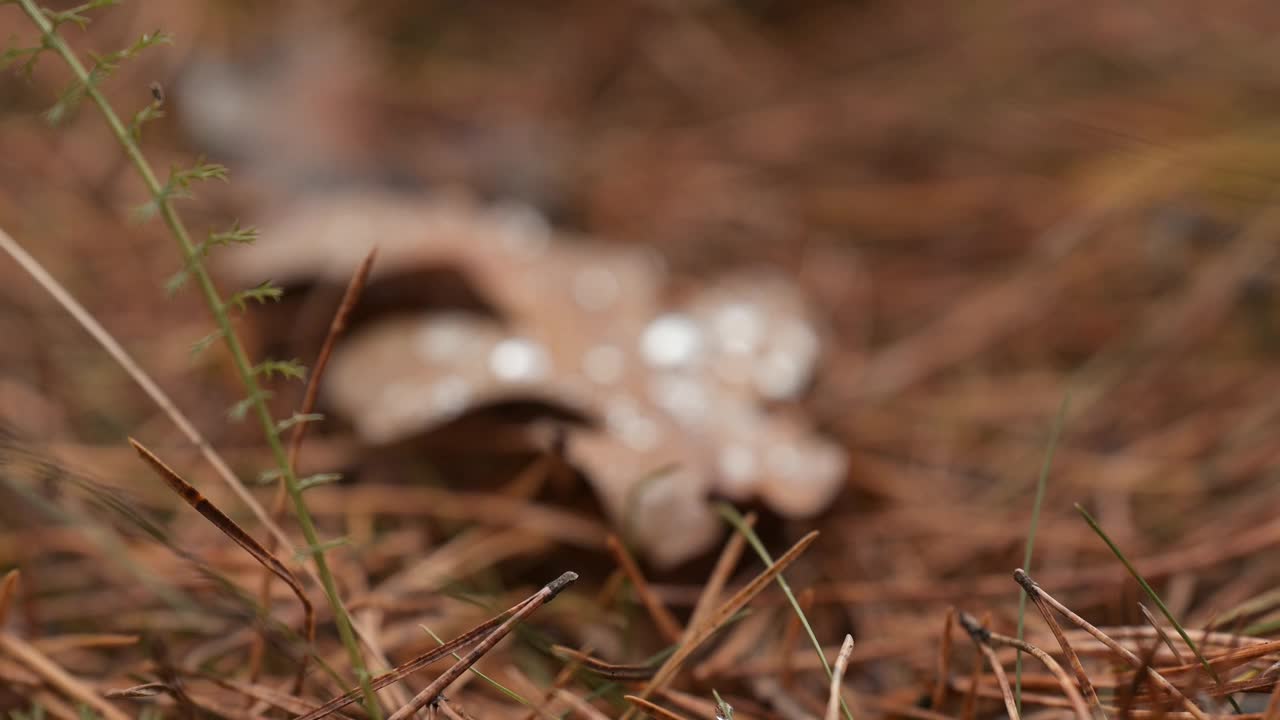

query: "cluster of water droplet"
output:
236 193 848 565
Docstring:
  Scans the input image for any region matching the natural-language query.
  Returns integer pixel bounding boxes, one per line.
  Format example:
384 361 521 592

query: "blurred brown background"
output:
3 1 1280 715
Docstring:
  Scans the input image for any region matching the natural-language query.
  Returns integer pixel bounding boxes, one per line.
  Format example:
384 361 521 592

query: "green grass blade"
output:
716 503 854 720
1016 393 1070 714
1242 613 1280 636
420 624 532 707
1214 588 1280 633
1075 503 1242 714
712 688 734 719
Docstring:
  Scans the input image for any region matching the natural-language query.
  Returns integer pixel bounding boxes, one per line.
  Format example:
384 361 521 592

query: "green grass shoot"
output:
1016 393 1070 714
1075 503 1243 714
717 503 854 720
420 624 533 707
712 688 734 719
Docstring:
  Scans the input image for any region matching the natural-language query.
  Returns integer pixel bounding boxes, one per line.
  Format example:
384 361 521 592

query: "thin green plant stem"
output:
1075 503 1242 714
716 503 854 720
1016 393 1070 714
10 3 381 715
420 624 532 707
1215 588 1280 632
1243 614 1280 636
712 689 733 719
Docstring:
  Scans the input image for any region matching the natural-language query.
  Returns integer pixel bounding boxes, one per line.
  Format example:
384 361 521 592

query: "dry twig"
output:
0 632 129 720
1016 569 1208 720
625 694 692 720
1015 569 1106 718
932 607 956 710
1139 602 1188 666
958 612 1090 720
129 438 316 685
609 534 684 644
825 635 857 720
